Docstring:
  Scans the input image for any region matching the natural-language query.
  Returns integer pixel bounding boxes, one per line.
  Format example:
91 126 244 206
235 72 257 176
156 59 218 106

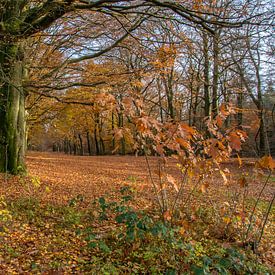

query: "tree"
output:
0 0 269 174
0 0 143 173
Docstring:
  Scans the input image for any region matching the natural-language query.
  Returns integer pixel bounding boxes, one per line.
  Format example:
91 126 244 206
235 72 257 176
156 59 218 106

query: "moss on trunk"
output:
0 43 26 174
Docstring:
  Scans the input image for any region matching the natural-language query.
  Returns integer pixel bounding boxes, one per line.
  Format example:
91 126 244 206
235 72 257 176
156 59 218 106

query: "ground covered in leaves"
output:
0 152 274 274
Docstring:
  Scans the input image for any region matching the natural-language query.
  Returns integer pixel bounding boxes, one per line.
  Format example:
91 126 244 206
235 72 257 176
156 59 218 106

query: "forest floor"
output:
0 151 274 273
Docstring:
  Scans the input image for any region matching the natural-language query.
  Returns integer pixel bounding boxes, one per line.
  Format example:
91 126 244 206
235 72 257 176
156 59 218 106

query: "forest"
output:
0 0 274 273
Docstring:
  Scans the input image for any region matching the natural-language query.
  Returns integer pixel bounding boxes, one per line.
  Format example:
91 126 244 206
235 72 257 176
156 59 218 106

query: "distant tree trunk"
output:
188 73 194 126
78 134 84 155
234 42 270 156
86 131 92 156
0 42 26 174
94 116 100 155
258 111 270 156
118 112 126 155
99 118 105 155
63 139 67 154
203 32 211 118
111 112 115 151
73 139 77 155
163 69 175 121
236 88 243 128
212 30 220 117
157 78 164 123
69 141 73 155
99 137 105 155
192 85 200 127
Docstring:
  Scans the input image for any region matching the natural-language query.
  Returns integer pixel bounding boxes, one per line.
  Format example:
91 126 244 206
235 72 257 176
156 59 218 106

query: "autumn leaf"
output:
258 156 275 170
114 128 124 141
167 174 179 192
237 154 242 167
216 116 223 127
163 210 172 221
220 170 228 185
223 217 231 224
238 177 247 188
156 144 164 155
228 132 242 151
200 182 209 193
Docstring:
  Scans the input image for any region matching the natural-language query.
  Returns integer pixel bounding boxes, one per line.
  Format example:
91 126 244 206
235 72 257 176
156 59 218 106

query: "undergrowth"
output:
0 185 272 274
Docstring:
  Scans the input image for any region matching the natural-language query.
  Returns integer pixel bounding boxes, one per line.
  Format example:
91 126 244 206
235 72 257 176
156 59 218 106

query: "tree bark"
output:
0 43 26 174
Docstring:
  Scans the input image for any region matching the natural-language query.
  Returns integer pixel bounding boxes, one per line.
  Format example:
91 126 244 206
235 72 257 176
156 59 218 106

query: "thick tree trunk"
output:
0 43 26 174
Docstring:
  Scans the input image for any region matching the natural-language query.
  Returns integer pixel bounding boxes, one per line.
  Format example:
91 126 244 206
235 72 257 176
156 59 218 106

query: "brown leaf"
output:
200 182 209 193
238 177 247 188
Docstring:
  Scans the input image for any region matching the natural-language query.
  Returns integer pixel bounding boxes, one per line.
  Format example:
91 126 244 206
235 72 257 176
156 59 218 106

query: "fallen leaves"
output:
0 152 274 273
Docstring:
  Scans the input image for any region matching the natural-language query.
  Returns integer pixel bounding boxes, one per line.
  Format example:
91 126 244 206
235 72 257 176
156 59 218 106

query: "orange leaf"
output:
237 154 242 167
216 116 223 127
175 137 189 148
163 210 172 221
223 217 231 224
156 144 164 155
258 156 275 170
167 174 179 192
220 170 228 185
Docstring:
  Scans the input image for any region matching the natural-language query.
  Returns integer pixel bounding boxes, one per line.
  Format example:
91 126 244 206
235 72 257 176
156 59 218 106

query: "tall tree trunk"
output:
118 112 126 155
164 69 175 121
99 118 105 155
94 118 100 155
203 32 211 118
111 112 115 151
0 43 26 174
188 73 194 126
86 131 92 156
192 85 200 127
212 30 220 117
258 111 270 156
78 134 84 155
236 86 243 128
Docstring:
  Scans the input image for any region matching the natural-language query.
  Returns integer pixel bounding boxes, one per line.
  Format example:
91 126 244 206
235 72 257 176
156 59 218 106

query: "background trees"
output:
0 0 273 173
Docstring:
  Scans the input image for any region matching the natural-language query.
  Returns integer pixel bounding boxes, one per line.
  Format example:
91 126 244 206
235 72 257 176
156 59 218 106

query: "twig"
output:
145 153 163 214
171 165 188 221
256 192 275 248
245 171 271 241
